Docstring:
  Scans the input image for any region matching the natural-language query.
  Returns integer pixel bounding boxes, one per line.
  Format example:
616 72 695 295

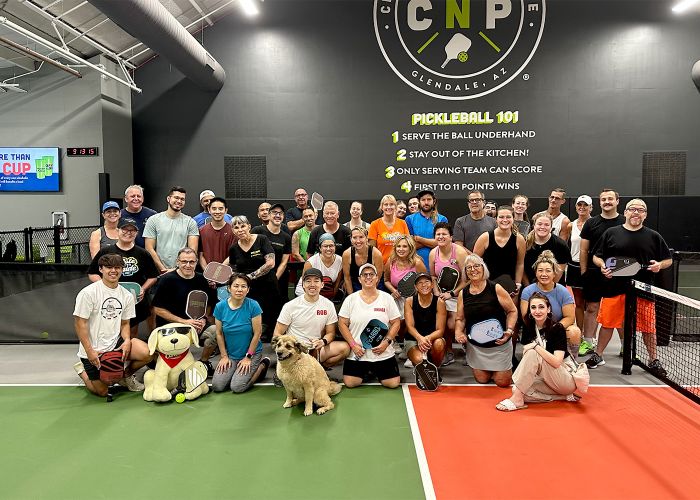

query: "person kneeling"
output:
274 268 350 368
404 272 447 369
497 292 584 411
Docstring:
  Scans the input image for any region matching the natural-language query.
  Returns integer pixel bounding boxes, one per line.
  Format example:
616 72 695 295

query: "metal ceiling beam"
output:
0 35 81 78
0 44 39 72
88 0 225 91
186 0 214 27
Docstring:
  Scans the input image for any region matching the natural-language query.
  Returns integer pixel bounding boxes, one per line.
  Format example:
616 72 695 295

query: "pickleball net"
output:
623 279 700 404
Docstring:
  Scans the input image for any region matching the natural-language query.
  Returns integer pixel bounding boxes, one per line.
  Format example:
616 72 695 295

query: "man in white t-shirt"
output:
73 253 152 397
273 268 350 368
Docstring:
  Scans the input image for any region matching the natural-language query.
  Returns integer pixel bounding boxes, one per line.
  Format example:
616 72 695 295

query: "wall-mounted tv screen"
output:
0 147 61 192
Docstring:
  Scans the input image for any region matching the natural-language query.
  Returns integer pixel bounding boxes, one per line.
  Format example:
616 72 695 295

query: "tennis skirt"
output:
466 340 513 372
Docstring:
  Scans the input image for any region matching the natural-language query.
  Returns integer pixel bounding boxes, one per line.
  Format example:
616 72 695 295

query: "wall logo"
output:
374 0 545 100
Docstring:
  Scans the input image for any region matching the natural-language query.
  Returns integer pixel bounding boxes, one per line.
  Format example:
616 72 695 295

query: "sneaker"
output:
272 371 283 388
73 361 85 376
441 351 455 367
119 374 144 392
579 340 595 356
648 359 667 378
585 352 606 369
257 357 271 382
202 360 215 378
404 358 413 369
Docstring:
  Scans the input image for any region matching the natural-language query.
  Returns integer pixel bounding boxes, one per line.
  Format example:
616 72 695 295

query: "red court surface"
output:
410 385 700 500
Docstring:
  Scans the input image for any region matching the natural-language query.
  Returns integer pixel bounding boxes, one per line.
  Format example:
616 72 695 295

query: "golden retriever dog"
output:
272 334 341 416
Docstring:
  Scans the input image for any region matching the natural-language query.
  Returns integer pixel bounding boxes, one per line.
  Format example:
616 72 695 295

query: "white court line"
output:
402 384 436 500
0 382 668 388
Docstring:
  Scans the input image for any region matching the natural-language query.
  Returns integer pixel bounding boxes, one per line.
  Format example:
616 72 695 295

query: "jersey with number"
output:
277 295 338 348
73 281 135 359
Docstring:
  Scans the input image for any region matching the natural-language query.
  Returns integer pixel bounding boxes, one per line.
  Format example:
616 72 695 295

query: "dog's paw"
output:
283 400 293 408
303 408 313 416
316 407 329 415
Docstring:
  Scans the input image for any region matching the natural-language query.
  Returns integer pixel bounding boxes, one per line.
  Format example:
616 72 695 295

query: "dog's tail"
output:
329 381 342 396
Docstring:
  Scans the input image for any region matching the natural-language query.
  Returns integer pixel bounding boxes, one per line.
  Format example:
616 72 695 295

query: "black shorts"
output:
582 269 604 303
80 337 124 381
567 263 583 289
343 357 400 382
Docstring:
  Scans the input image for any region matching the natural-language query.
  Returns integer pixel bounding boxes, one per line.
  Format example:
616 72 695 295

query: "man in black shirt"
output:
588 199 672 375
578 189 625 355
252 203 292 303
88 217 159 337
306 201 352 256
151 248 216 331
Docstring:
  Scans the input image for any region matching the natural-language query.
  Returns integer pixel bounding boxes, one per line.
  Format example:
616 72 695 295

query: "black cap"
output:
416 189 435 200
302 268 323 280
414 272 432 284
118 217 138 230
269 203 285 213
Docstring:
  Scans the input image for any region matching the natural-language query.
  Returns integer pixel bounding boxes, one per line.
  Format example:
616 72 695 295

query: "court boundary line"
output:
0 382 671 388
402 384 436 500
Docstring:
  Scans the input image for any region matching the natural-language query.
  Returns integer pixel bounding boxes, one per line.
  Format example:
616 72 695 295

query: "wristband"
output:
350 341 357 348
245 351 254 359
321 338 329 346
450 290 456 298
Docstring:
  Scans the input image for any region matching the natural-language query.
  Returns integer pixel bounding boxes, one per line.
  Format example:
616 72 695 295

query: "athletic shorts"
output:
566 263 583 289
582 269 605 303
80 337 124 381
597 295 655 333
343 357 399 381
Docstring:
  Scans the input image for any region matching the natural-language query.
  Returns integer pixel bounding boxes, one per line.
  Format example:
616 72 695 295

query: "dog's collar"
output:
159 351 188 368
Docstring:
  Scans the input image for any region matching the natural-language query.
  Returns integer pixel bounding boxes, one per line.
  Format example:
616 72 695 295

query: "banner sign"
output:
0 147 61 192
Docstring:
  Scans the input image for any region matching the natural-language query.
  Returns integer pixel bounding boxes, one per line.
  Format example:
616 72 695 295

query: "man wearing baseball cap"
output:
87 217 159 338
405 189 448 269
252 202 292 303
193 189 233 228
272 267 349 368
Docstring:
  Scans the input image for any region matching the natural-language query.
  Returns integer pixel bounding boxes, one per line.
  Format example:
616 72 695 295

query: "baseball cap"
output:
358 263 377 276
416 189 435 200
414 272 433 284
199 190 215 201
269 202 285 213
102 201 120 212
576 195 592 205
118 217 138 230
302 268 323 281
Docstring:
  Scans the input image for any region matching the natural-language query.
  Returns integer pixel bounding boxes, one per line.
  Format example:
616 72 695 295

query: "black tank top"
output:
350 246 373 290
408 294 439 340
462 280 506 348
482 230 517 280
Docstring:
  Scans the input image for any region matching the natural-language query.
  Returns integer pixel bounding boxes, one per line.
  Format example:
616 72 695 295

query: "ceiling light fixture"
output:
240 0 259 17
672 0 700 13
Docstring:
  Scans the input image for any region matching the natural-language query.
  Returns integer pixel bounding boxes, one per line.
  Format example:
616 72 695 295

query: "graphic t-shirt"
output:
368 218 410 263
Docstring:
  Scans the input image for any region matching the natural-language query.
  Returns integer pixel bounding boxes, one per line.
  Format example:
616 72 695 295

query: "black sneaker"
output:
648 359 667 378
585 353 605 369
257 357 271 382
202 360 215 378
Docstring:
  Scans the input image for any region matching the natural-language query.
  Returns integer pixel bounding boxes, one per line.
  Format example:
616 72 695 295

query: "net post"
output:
621 280 636 375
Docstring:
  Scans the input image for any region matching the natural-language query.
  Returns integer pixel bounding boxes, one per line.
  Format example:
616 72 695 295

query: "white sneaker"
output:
119 374 145 392
73 361 85 375
404 358 413 368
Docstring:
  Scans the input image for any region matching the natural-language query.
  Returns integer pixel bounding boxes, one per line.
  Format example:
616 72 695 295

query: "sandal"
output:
496 399 528 412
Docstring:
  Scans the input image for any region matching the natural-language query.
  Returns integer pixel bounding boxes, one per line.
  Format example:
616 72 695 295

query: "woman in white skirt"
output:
455 254 518 387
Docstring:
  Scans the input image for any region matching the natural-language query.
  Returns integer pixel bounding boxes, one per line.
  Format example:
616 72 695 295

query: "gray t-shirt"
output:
453 214 496 251
142 212 199 269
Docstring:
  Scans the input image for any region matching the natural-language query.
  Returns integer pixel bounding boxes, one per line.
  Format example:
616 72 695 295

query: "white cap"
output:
576 195 592 205
199 190 215 201
358 263 377 276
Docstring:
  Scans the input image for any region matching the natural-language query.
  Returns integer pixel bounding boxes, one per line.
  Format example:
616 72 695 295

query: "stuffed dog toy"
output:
272 334 341 416
143 323 210 403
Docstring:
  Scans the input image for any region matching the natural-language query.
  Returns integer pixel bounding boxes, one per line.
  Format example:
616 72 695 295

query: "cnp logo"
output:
374 0 545 100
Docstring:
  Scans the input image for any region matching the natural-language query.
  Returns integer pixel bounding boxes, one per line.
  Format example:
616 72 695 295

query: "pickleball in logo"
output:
374 0 546 100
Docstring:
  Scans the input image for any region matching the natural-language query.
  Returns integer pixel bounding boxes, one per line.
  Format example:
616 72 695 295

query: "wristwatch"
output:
385 338 394 345
245 351 253 359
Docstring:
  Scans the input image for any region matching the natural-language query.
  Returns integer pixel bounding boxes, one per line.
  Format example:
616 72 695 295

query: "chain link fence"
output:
0 225 98 264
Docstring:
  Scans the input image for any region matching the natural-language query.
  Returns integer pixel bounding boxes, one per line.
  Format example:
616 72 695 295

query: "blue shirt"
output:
213 297 263 359
405 211 448 268
520 283 574 322
121 207 157 248
194 211 233 228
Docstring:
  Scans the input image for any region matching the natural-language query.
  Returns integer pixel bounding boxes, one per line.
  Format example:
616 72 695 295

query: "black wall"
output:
131 0 700 248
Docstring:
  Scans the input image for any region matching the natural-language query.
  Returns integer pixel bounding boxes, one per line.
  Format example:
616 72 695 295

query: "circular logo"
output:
374 0 546 100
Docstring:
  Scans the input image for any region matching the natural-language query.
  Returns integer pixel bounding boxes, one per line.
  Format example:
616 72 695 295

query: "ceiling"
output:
0 0 238 89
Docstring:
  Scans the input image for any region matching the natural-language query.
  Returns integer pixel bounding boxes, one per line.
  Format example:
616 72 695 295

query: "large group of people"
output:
74 184 673 411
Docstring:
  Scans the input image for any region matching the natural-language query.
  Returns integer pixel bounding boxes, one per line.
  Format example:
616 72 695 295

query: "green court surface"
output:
0 386 424 500
678 267 700 300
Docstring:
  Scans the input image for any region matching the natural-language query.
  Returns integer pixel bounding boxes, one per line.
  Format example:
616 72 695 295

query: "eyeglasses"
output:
295 193 307 198
549 196 563 201
178 260 197 266
465 264 483 271
468 198 483 203
119 228 137 234
270 211 284 216
360 272 376 278
626 207 646 214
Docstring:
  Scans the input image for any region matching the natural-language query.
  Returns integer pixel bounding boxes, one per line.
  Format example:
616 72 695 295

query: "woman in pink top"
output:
368 194 410 263
383 235 427 317
429 222 468 366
